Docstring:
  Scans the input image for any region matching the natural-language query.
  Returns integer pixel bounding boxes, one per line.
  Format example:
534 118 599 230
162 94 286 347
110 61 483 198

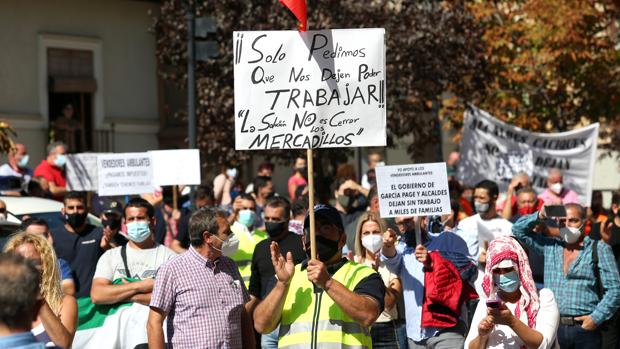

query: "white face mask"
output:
222 233 240 256
559 226 581 244
361 234 383 254
550 182 563 195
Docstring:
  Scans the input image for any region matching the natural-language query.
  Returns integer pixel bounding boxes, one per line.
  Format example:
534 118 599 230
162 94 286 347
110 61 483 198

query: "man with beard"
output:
253 204 385 348
51 191 108 298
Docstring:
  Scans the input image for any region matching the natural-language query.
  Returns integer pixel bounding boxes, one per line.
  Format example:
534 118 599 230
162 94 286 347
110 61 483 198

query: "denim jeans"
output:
260 325 279 349
557 324 601 349
371 321 400 349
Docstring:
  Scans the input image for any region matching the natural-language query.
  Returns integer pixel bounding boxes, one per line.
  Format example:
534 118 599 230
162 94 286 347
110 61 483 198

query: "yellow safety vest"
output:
279 260 376 349
229 223 267 286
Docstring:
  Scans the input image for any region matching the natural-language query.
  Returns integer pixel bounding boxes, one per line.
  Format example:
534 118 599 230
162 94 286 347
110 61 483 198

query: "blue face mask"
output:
18 154 29 167
54 154 67 167
126 221 151 243
238 209 256 228
494 270 521 293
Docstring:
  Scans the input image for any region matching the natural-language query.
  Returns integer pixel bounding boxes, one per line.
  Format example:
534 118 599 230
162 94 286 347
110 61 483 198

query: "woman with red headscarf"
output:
465 236 560 349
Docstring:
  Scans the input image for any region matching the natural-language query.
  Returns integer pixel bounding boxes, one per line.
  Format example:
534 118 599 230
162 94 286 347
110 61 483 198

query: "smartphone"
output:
545 205 567 218
486 299 502 308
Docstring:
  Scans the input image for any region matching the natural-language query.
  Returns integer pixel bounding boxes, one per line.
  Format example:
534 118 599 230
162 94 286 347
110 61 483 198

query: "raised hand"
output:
270 241 295 285
382 228 397 257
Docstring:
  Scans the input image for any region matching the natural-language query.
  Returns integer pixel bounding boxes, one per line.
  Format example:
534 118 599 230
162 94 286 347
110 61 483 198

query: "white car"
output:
1 196 101 234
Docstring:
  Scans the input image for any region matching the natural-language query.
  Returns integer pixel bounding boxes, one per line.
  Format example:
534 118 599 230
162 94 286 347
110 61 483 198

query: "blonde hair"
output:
354 211 387 258
4 232 63 314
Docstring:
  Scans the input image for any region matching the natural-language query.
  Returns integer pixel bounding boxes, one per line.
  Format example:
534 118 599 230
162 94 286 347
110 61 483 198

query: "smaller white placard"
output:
149 149 201 186
66 153 103 191
97 153 154 196
376 162 451 218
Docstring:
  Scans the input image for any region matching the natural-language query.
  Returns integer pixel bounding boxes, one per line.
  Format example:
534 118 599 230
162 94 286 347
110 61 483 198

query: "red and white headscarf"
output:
481 236 540 328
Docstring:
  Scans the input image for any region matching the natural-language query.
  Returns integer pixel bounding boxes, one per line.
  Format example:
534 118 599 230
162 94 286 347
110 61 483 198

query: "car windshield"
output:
15 212 101 235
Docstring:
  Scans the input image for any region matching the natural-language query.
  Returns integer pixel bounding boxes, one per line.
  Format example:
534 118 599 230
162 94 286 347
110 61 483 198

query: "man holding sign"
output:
376 162 476 348
253 204 385 348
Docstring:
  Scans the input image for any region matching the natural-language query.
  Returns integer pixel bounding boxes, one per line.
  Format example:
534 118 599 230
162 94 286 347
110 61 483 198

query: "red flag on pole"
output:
279 0 307 31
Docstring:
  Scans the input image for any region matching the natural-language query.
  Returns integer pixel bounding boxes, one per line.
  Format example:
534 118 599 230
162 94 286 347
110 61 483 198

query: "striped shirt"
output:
513 213 620 325
150 246 249 349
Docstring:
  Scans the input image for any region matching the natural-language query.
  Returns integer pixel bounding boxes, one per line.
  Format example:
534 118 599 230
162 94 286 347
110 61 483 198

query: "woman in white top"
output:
354 211 404 348
4 232 78 348
465 236 559 349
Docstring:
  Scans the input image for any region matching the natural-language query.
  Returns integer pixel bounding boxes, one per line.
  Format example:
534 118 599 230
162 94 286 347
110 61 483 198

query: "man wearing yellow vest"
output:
254 204 385 349
229 193 268 286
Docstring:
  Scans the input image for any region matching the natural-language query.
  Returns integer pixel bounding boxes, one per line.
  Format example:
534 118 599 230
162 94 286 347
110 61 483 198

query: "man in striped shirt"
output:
513 203 620 349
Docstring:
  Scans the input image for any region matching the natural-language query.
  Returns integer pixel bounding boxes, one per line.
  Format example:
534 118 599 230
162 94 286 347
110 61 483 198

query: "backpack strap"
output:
592 240 603 299
121 244 131 278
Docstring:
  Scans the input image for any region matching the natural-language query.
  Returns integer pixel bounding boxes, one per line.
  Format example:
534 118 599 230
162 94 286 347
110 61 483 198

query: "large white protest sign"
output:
233 28 386 150
97 153 154 196
458 106 599 205
66 153 105 191
150 149 201 186
376 162 451 218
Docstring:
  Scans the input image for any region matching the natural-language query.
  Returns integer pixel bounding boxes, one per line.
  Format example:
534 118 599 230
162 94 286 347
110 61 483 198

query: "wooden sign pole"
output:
307 148 317 260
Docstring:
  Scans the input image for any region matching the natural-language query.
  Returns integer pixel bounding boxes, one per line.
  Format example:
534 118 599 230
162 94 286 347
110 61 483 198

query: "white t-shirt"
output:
464 288 560 349
455 214 513 295
94 244 176 281
361 259 399 322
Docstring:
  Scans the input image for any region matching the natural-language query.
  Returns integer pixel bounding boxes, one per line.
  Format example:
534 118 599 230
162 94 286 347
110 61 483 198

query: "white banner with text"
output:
376 162 451 218
457 106 599 205
233 28 386 150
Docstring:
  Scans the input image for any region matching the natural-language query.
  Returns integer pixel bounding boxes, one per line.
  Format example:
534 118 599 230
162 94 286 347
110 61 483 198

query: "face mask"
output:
559 226 582 244
65 212 87 229
306 235 340 262
102 217 121 230
296 166 307 174
222 233 240 256
427 216 449 236
289 220 304 236
0 214 6 222
126 221 151 243
18 155 29 167
475 201 490 214
226 168 238 179
518 206 537 216
494 271 521 293
238 209 256 228
403 228 417 247
265 221 287 238
362 234 383 254
54 154 67 167
550 182 563 195
337 195 351 209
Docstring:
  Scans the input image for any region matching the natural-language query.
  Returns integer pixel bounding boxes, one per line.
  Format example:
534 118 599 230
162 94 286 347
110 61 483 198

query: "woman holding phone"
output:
465 236 560 349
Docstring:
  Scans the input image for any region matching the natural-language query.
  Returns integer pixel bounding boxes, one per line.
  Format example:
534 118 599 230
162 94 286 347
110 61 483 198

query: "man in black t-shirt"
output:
51 191 106 298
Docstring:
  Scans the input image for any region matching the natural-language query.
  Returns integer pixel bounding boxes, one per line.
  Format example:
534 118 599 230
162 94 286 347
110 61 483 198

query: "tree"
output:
151 0 487 171
453 0 620 150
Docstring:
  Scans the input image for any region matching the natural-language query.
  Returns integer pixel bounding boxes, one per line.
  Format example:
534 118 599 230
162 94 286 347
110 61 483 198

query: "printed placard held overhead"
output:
97 153 154 196
376 162 451 218
233 28 386 150
150 149 201 186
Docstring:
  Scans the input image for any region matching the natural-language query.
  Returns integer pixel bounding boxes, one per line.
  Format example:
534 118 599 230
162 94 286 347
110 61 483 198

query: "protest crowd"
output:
0 141 619 349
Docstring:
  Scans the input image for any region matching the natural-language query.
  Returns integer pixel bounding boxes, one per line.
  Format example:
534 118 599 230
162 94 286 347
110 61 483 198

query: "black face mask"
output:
65 212 87 229
265 221 287 238
305 235 340 262
102 216 121 230
403 228 417 247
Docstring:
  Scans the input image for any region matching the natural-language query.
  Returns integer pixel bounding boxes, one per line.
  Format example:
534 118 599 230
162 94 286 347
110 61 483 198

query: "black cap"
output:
304 204 344 232
102 200 123 216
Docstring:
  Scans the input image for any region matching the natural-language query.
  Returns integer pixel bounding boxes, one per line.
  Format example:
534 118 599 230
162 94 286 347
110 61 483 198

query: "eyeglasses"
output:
0 208 6 214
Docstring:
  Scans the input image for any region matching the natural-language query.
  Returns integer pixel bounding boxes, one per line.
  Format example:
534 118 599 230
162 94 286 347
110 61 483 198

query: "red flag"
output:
279 0 307 31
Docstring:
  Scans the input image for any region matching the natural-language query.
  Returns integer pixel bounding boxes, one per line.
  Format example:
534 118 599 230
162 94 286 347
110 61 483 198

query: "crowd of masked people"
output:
0 144 619 349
